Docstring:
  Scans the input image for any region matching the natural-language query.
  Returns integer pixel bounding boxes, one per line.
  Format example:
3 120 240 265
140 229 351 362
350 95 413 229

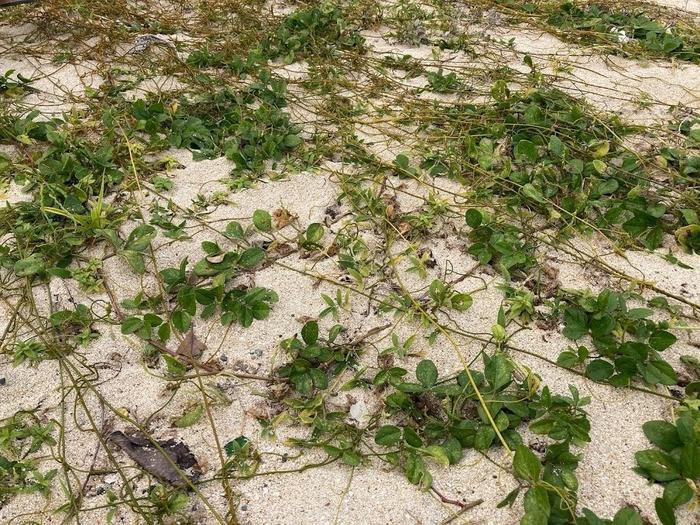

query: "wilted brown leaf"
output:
176 328 206 361
108 431 201 486
273 208 296 229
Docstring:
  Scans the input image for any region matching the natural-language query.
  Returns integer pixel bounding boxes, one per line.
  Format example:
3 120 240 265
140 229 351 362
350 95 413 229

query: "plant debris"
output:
107 431 201 487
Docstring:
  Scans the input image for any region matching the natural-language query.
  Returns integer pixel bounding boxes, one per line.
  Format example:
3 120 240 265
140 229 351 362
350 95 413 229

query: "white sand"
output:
1 1 699 524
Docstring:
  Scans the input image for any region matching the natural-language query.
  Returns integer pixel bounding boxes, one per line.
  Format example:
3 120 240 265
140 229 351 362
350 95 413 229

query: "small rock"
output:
0 377 6 386
348 398 370 427
104 474 118 484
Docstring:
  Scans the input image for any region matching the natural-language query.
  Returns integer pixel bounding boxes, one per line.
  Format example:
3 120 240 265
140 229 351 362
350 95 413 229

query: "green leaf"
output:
394 153 409 170
163 354 186 377
681 209 698 225
548 136 565 157
251 301 270 321
202 241 221 256
284 134 302 148
663 479 693 508
403 427 423 448
158 322 171 342
597 178 619 195
497 488 520 508
497 306 506 328
341 450 362 466
171 310 191 333
642 359 677 386
424 445 450 466
485 353 512 391
405 452 432 489
591 159 607 174
292 372 313 395
585 359 614 381
579 508 606 525
514 140 538 163
416 359 438 388
174 404 203 427
642 421 681 452
556 351 579 368
121 316 143 335
591 140 610 158
306 223 324 243
308 368 327 390
178 286 196 315
239 247 265 268
563 307 588 339
474 426 495 450
676 224 700 253
375 425 402 446
252 209 272 232
14 254 45 277
677 409 700 444
301 320 318 345
441 436 462 465
224 436 250 457
649 330 677 351
122 250 146 274
48 267 71 278
529 418 554 436
590 315 614 338
465 209 483 228
654 498 676 525
635 449 680 482
125 224 156 252
627 307 653 319
491 79 510 102
522 183 545 203
225 221 245 239
680 443 700 478
521 486 550 525
611 507 643 525
450 292 473 311
513 444 541 482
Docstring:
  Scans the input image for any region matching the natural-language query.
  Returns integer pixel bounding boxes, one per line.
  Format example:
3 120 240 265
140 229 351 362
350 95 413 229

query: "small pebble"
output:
104 474 118 484
0 377 6 386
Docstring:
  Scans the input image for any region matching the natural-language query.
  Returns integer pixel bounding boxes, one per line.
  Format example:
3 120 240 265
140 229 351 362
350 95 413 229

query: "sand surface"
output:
1 1 699 524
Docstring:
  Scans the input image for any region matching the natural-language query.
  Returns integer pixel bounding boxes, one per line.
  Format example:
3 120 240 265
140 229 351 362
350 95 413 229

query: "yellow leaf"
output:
591 141 609 159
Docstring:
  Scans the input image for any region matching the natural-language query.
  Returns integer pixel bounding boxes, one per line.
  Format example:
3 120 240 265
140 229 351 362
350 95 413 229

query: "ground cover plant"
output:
491 1 700 63
0 0 699 524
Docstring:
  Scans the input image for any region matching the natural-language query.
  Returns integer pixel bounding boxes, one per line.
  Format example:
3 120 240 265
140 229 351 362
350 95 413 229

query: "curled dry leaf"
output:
269 241 295 257
273 208 296 229
108 431 201 487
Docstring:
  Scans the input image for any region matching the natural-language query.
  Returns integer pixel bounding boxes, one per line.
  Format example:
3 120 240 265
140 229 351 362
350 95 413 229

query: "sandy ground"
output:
1 1 699 524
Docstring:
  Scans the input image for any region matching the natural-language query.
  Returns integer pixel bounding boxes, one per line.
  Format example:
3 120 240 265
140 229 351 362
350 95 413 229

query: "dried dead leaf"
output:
273 208 295 229
108 431 201 486
176 328 206 361
398 222 412 235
